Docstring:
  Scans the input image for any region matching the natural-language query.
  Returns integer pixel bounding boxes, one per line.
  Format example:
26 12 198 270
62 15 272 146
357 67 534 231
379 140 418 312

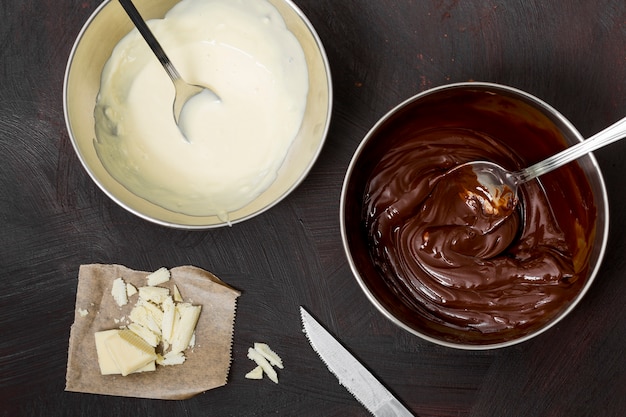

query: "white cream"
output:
94 0 309 220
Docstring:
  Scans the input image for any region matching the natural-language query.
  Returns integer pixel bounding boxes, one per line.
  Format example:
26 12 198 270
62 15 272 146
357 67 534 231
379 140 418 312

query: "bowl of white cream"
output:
64 0 332 228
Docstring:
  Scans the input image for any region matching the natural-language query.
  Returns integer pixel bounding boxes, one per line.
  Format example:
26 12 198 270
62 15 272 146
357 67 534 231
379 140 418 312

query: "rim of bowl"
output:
63 0 333 229
340 81 609 350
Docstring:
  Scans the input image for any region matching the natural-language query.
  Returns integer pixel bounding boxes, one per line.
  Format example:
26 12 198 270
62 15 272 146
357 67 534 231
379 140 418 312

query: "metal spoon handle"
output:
516 116 626 183
117 0 181 81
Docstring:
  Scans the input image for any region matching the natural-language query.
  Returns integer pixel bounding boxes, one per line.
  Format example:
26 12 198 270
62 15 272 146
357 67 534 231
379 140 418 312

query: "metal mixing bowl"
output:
64 0 332 228
341 82 609 349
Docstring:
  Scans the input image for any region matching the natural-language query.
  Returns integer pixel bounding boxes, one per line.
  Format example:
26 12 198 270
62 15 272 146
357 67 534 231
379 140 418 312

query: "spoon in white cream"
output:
117 0 220 140
448 115 626 217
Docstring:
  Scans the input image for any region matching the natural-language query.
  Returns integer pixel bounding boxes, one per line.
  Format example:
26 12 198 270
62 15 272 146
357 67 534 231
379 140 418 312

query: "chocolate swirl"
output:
364 127 580 336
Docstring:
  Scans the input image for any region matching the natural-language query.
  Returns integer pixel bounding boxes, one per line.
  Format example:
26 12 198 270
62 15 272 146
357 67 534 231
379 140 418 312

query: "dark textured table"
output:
1 1 625 416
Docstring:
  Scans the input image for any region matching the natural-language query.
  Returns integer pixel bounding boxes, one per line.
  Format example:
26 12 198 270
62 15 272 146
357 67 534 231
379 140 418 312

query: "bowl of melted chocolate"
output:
341 82 608 349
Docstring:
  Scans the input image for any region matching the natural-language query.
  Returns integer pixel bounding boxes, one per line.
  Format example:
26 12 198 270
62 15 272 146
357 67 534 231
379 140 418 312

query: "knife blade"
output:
300 306 414 417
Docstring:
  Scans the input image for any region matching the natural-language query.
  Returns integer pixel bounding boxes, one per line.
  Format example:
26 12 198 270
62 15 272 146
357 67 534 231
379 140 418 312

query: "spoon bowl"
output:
446 161 519 219
458 115 626 215
117 0 220 140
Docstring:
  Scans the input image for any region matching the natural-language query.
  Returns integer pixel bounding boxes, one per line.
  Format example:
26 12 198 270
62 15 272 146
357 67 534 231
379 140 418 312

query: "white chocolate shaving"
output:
245 365 264 380
126 283 138 297
247 347 278 383
254 342 284 369
146 267 171 286
128 322 160 347
138 286 170 304
171 304 201 354
111 277 128 307
160 296 176 344
173 284 183 302
157 351 186 366
129 304 161 335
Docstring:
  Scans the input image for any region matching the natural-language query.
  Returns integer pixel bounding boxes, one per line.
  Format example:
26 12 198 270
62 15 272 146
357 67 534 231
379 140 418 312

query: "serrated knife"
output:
300 306 414 417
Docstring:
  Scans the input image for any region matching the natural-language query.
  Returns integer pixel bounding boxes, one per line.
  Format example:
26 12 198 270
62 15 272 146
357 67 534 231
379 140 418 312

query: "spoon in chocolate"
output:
449 115 626 216
117 0 220 140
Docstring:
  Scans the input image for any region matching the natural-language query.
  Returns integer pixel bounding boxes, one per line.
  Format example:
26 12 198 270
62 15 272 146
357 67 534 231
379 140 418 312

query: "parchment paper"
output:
65 264 240 400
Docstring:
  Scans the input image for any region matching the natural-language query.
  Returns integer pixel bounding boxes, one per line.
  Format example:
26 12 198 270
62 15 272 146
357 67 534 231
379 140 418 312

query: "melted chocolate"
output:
348 88 597 344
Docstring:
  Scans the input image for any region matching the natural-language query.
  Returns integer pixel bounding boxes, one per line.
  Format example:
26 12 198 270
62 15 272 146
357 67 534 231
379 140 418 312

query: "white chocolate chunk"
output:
172 284 183 302
95 330 123 375
254 343 284 369
247 347 278 383
111 277 128 307
156 351 186 366
95 330 156 375
128 322 160 347
140 300 164 326
77 308 89 317
129 304 161 335
146 267 171 286
138 360 156 373
126 283 138 297
138 286 170 304
245 365 264 380
101 329 157 376
160 296 176 344
171 304 201 354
